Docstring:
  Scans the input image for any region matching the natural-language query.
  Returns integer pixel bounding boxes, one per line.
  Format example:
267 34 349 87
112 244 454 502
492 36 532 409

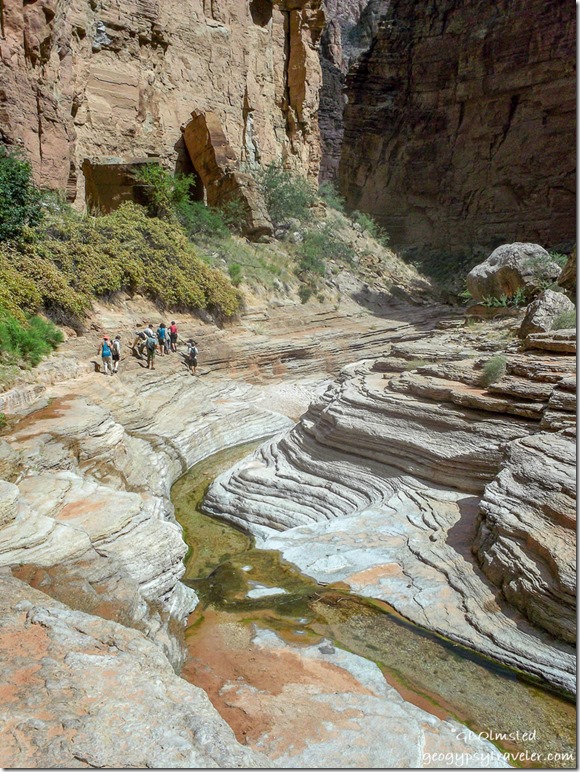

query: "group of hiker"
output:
97 320 199 376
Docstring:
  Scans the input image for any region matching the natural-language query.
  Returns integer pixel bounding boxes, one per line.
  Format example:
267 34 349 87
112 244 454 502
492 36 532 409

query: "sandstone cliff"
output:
318 0 389 183
340 0 576 258
0 0 323 206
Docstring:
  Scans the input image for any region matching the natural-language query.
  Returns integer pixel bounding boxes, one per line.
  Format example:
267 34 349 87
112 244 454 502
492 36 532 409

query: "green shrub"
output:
548 251 569 268
351 210 389 246
219 200 247 234
132 164 196 219
0 145 44 241
523 251 568 291
481 287 526 308
481 355 507 388
402 359 429 371
552 308 576 331
0 305 63 368
177 200 230 240
2 203 240 324
318 181 346 213
256 162 315 226
298 285 314 304
298 224 352 277
228 262 243 286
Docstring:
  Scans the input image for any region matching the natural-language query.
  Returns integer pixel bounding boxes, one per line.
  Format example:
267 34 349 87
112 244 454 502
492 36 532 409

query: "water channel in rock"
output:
172 443 576 769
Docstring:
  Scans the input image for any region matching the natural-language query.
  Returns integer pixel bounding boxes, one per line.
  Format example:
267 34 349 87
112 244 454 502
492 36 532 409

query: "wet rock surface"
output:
0 571 270 769
0 295 446 767
183 616 509 768
206 320 576 693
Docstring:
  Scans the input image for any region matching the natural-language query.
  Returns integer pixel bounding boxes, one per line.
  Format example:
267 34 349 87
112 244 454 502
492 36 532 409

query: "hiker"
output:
186 339 198 375
157 322 167 356
145 331 157 370
132 324 153 359
131 330 147 359
112 335 121 374
97 336 113 375
169 320 178 352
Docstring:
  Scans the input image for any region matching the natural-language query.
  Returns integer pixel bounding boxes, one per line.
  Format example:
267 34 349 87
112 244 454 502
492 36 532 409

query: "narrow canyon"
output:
0 0 575 769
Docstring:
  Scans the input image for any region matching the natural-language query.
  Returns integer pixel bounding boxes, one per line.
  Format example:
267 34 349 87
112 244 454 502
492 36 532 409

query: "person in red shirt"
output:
169 320 178 352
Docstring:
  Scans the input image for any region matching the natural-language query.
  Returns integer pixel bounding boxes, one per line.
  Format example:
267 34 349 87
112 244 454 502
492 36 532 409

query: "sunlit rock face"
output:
205 324 577 694
0 0 324 205
0 571 271 769
340 0 575 258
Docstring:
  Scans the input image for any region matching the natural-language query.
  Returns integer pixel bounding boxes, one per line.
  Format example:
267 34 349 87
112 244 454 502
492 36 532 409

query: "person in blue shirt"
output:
97 336 113 375
157 323 167 356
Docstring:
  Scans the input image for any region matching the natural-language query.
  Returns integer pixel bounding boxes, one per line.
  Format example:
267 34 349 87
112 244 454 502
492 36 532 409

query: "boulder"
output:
518 289 576 338
466 243 561 302
474 432 576 643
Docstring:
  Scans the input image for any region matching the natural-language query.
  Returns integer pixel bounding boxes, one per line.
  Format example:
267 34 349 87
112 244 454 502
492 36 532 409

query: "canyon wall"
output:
340 0 576 258
318 0 388 183
0 0 324 205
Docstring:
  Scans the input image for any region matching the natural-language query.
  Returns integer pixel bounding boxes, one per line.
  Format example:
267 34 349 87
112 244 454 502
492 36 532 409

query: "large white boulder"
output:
467 243 561 302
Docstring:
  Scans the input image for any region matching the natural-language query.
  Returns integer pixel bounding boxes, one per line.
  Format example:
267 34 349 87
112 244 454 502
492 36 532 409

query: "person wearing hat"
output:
97 335 113 376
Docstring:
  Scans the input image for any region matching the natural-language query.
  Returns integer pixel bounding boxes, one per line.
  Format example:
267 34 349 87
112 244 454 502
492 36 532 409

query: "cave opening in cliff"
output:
250 0 272 27
174 137 205 202
82 157 162 214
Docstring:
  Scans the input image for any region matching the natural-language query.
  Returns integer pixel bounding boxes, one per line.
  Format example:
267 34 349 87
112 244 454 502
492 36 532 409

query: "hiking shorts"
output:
112 353 120 362
147 348 156 362
189 356 198 367
170 333 178 343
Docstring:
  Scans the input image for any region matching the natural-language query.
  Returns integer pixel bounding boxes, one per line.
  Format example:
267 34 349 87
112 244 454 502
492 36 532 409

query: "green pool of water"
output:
172 444 576 769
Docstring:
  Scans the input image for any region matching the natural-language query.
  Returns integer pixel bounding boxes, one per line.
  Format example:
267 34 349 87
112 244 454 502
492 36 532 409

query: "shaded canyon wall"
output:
0 0 324 205
318 0 389 183
339 0 576 258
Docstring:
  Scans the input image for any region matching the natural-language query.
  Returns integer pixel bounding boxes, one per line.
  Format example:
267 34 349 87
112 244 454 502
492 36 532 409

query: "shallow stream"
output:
172 443 576 769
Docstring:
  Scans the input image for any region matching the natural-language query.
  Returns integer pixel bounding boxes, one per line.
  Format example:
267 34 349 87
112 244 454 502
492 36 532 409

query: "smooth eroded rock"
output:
466 243 561 302
518 289 576 338
474 432 576 643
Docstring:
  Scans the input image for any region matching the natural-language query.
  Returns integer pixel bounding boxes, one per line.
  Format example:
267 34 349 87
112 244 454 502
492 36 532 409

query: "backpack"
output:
102 341 111 357
146 336 157 351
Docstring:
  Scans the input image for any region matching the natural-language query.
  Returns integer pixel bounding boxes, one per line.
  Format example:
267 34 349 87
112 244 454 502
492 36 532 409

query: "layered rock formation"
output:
0 294 446 766
340 0 576 257
0 571 269 769
474 430 576 643
318 0 389 182
0 0 324 206
205 319 577 693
